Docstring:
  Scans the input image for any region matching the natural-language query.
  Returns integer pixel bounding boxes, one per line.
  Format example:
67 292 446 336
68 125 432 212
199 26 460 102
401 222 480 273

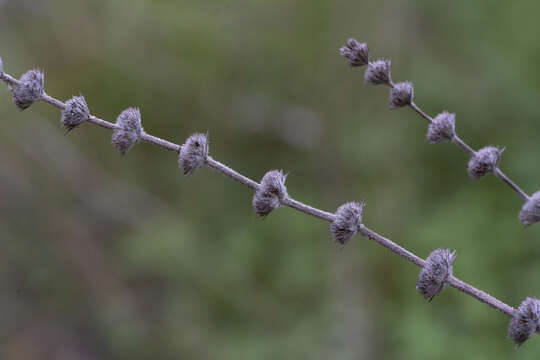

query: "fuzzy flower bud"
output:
61 95 90 131
426 111 456 144
508 297 540 347
12 69 44 110
467 146 503 180
519 191 540 227
339 39 369 67
364 59 391 85
252 170 288 217
178 133 209 176
330 201 365 245
0 57 3 76
389 82 413 109
416 248 456 301
112 108 143 155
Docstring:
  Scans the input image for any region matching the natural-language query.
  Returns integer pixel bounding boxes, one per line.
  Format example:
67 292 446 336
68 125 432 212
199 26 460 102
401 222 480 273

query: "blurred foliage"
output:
1 0 540 359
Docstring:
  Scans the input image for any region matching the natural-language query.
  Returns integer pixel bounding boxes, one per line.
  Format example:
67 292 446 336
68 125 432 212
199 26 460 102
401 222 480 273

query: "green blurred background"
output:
1 0 540 359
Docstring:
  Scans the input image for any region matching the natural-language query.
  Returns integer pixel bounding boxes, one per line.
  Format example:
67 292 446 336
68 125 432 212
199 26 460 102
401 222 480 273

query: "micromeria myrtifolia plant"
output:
0 47 539 348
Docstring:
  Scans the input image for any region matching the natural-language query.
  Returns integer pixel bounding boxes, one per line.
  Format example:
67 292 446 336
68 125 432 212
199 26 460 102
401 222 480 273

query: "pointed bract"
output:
111 107 143 155
340 39 369 67
364 59 391 85
330 201 365 245
12 69 44 110
508 297 540 347
467 146 503 179
389 82 414 109
427 111 456 144
252 170 288 217
520 191 540 227
178 133 209 176
61 95 90 131
416 248 456 301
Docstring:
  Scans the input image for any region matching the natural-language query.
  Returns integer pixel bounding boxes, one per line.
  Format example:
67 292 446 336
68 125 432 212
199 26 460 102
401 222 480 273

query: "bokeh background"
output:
1 0 540 359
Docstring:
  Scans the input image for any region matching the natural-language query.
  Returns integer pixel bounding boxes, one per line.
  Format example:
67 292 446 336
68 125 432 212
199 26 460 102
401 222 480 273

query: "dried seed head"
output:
112 107 143 155
61 95 90 131
178 133 209 176
427 111 456 144
252 170 288 217
520 191 540 227
330 201 365 245
508 297 540 347
389 82 414 109
364 59 391 85
467 146 503 179
339 39 369 67
416 248 456 301
12 69 44 110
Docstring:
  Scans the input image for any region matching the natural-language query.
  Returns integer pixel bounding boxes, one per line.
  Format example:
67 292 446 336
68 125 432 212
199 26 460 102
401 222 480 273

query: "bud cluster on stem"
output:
339 39 539 227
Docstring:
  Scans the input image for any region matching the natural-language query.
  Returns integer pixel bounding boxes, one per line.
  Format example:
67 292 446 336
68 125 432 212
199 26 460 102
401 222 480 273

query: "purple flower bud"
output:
252 170 288 217
426 111 456 144
520 191 540 227
179 133 209 176
389 82 414 109
330 201 365 245
0 57 3 76
112 107 143 155
416 248 456 301
508 297 540 347
467 146 503 179
339 39 369 67
12 69 44 110
61 95 90 131
364 59 391 85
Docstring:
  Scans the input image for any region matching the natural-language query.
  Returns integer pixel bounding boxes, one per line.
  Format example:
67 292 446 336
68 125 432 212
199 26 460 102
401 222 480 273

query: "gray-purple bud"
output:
178 133 209 176
427 111 456 144
0 57 3 76
339 39 369 67
416 248 456 301
252 170 288 217
508 297 540 347
389 82 413 109
12 69 44 110
330 201 365 245
467 146 503 180
519 191 540 227
112 107 143 155
61 95 90 131
364 59 391 85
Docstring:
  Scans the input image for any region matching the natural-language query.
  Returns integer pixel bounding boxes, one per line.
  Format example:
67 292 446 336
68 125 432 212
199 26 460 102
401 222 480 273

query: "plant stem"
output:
0 68 516 319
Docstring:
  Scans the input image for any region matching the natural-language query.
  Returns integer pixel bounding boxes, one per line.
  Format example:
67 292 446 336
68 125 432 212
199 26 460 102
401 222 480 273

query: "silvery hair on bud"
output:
61 95 90 131
330 201 365 245
508 297 540 347
364 59 391 85
0 57 3 76
12 69 44 110
340 39 369 67
111 107 143 155
416 248 456 301
427 111 456 144
178 133 209 176
389 82 414 109
252 170 288 217
467 146 503 180
520 191 540 227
